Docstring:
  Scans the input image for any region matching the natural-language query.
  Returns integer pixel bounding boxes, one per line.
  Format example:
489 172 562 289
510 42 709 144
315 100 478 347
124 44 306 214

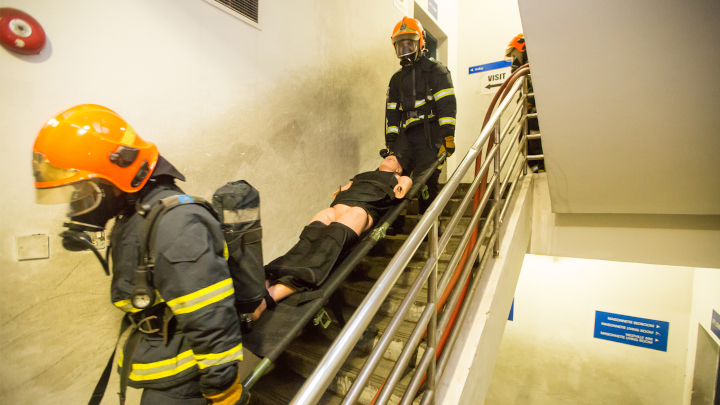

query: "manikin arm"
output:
333 181 353 198
394 176 413 199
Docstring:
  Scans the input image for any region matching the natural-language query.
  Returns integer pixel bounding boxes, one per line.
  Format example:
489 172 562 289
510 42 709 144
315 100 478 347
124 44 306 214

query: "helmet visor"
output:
33 152 78 183
35 180 103 217
395 39 418 59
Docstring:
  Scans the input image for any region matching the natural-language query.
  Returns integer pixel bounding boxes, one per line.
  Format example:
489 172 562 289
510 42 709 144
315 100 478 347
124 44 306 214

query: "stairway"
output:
249 183 493 405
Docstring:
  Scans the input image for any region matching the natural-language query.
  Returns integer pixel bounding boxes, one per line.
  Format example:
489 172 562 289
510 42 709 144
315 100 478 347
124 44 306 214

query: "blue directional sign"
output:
711 310 720 341
428 0 438 19
508 298 514 321
594 311 669 352
469 60 512 75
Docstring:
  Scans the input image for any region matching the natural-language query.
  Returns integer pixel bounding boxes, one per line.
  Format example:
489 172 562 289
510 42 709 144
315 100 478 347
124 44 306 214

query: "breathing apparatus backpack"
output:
131 180 265 315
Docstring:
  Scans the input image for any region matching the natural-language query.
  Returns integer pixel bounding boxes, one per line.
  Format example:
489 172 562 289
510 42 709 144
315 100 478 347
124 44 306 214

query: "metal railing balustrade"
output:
291 75 531 405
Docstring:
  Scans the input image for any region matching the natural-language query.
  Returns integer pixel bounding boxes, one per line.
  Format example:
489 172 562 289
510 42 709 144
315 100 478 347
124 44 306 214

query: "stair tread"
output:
249 367 343 405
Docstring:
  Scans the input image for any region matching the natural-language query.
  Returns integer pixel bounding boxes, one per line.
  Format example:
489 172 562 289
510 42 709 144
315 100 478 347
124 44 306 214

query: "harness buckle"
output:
130 315 161 334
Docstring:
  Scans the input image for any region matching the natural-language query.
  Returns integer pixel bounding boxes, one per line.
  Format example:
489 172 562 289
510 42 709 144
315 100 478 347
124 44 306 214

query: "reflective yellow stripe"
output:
402 114 434 127
128 350 198 381
386 126 399 134
415 99 426 108
166 278 234 315
439 117 456 126
119 125 138 146
433 88 455 101
386 102 397 110
195 343 243 369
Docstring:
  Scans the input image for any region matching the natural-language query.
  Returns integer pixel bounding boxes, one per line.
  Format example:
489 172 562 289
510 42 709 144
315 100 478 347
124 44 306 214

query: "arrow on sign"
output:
656 325 660 328
486 83 502 89
656 332 660 335
655 339 659 342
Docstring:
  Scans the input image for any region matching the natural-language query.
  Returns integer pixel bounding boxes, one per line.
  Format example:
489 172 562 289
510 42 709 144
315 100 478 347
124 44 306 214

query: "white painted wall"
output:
683 268 720 403
485 255 695 405
517 0 720 215
453 0 523 182
530 174 720 270
0 0 464 403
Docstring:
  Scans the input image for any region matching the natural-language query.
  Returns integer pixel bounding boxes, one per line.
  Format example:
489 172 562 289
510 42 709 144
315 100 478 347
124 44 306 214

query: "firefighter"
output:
32 104 247 405
385 17 457 221
505 33 544 172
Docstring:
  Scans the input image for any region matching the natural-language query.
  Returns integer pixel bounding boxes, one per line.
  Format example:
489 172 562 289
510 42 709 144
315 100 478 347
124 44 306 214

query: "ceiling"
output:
517 0 720 214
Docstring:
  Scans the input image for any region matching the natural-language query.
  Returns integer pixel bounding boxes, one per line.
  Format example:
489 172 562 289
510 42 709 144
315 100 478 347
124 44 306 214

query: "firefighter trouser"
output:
402 122 442 214
140 378 205 405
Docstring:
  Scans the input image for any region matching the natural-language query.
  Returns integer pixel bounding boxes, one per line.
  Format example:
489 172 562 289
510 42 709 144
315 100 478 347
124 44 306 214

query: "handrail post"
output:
522 76 528 175
493 120 501 258
427 219 439 403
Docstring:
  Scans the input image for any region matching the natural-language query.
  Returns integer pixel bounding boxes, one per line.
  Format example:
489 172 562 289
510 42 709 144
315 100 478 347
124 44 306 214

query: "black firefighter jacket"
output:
110 181 242 394
385 55 457 146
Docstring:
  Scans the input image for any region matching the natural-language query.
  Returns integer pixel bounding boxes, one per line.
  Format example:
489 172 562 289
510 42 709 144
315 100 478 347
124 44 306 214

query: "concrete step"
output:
405 197 474 217
249 367 343 405
402 214 473 237
319 306 427 363
441 182 473 199
281 331 421 404
340 280 428 322
369 233 467 261
352 256 449 288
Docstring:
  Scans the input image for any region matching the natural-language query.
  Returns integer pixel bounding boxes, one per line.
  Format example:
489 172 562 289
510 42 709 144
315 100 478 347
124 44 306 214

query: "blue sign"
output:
594 311 669 351
428 0 438 20
712 310 720 341
508 298 514 321
469 60 512 75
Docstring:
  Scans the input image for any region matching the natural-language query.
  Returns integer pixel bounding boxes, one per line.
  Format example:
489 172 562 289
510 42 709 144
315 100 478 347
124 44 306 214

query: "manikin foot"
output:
250 283 297 321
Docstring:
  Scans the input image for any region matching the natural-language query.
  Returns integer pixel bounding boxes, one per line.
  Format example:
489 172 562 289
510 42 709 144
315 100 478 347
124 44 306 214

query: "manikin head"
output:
379 155 403 175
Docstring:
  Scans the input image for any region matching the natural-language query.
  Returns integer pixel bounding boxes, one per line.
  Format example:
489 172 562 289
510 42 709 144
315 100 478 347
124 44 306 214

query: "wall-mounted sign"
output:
428 0 439 20
594 311 669 352
469 60 511 75
712 310 720 341
508 298 514 321
480 67 511 95
394 0 409 15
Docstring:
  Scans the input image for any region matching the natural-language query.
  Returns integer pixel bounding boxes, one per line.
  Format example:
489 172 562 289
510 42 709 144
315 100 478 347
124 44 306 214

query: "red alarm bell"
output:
0 8 46 55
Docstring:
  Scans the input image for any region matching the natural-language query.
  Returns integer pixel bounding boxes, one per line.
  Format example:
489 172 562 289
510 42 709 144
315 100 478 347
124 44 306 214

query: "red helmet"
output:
391 17 424 60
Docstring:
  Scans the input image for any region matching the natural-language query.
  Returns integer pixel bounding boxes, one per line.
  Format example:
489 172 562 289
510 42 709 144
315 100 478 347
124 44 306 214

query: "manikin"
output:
251 155 412 320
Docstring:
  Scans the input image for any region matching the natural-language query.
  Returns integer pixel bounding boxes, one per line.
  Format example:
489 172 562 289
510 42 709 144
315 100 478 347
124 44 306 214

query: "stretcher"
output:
241 154 447 392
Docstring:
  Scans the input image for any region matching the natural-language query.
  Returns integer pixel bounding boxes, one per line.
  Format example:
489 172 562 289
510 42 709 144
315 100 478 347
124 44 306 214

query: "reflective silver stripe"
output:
166 279 234 315
439 117 456 126
386 103 397 109
223 207 259 224
415 99 426 108
386 126 399 134
433 88 455 101
195 343 244 369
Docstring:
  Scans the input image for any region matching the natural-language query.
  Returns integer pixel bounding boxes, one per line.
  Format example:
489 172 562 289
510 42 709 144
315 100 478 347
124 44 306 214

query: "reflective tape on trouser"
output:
386 126 399 134
194 343 244 369
166 278 234 315
119 350 198 382
386 102 397 109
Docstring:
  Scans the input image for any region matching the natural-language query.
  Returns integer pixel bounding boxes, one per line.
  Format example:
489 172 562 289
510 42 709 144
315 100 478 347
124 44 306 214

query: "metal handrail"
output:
291 75 529 405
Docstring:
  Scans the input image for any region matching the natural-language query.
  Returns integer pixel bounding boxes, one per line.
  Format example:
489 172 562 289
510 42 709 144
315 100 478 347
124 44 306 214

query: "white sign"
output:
394 0 409 15
480 67 511 95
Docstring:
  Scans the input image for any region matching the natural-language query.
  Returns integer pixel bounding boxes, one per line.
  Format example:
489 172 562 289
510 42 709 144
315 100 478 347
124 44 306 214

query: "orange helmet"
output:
33 104 158 213
505 33 526 63
391 17 424 60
